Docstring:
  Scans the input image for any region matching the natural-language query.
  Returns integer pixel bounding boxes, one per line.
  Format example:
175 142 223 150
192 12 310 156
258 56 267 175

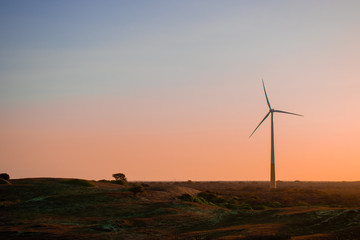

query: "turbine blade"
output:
273 109 303 117
249 111 271 138
262 79 271 109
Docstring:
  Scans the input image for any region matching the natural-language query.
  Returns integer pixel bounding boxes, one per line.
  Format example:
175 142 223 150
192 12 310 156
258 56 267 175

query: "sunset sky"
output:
1 0 360 181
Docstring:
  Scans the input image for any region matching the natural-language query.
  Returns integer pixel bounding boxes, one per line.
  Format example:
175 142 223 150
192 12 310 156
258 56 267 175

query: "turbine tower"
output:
250 80 303 189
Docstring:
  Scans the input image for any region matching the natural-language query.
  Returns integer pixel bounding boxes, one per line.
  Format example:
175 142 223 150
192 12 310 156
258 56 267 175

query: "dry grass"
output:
1 179 360 239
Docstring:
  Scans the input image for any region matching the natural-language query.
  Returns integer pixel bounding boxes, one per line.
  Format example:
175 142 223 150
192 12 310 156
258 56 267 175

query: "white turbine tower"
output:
250 80 303 189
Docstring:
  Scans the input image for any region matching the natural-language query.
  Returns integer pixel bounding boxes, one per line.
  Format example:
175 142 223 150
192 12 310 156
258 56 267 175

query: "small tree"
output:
129 184 145 197
0 173 10 180
112 173 127 185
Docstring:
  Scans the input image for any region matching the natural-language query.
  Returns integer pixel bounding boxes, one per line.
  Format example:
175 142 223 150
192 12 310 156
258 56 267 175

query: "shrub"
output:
0 173 10 180
59 179 95 187
178 193 193 201
129 184 145 196
179 192 231 207
98 179 128 185
178 194 209 205
198 191 226 205
0 178 11 185
112 173 126 181
98 179 110 183
112 173 127 185
271 201 282 208
193 196 209 205
111 180 127 185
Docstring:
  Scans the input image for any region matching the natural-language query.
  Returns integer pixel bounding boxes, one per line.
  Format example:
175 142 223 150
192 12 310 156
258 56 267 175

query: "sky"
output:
1 0 360 181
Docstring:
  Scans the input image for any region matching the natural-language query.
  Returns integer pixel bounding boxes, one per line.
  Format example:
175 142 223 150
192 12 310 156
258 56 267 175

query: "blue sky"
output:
3 0 358 103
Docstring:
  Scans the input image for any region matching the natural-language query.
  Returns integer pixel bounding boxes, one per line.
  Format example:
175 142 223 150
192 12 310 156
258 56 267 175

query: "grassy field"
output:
1 178 360 239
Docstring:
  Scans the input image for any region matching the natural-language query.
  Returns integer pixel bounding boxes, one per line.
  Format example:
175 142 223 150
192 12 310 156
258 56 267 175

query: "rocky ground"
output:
1 179 360 239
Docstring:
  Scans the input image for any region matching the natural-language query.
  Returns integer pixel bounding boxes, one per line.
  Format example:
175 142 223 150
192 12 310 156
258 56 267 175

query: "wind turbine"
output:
250 80 303 189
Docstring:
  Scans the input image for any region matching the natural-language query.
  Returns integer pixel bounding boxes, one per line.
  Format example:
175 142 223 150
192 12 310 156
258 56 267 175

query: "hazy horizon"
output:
1 1 360 181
